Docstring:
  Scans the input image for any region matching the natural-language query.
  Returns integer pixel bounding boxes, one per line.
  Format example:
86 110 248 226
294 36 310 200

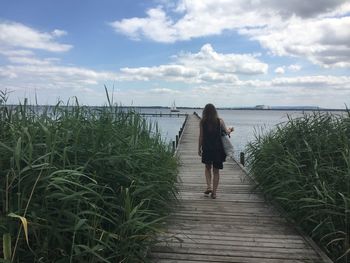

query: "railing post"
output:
240 152 245 166
173 113 188 153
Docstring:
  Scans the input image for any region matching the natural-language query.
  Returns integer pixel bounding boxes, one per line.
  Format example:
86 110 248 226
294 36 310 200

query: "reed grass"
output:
246 111 350 262
0 91 178 262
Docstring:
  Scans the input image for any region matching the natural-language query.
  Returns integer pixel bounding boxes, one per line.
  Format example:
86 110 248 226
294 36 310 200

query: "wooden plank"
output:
154 243 318 256
151 252 316 263
156 237 308 249
160 229 306 241
157 233 307 245
152 246 319 260
172 209 281 216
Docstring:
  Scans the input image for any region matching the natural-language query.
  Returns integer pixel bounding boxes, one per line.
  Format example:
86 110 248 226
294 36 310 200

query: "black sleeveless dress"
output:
201 118 226 169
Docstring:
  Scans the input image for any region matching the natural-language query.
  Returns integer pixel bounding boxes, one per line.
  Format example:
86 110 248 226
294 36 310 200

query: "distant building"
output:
255 105 271 109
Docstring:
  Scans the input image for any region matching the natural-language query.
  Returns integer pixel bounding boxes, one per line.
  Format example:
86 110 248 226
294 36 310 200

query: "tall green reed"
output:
0 91 178 262
247 111 350 262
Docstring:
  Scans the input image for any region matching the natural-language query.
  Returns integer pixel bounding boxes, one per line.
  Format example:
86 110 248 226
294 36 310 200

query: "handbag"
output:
221 134 234 158
220 124 234 158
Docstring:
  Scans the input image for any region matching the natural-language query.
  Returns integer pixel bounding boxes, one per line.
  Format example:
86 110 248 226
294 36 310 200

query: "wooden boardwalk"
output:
150 114 332 263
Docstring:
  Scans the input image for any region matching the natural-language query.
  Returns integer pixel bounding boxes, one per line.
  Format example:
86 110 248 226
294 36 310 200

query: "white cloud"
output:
7 56 58 66
0 67 17 79
51 29 67 37
175 44 268 75
233 75 350 90
0 53 119 96
120 44 267 84
150 88 180 94
111 0 349 42
274 64 302 74
271 75 350 88
0 63 117 83
110 7 177 42
121 65 199 82
110 3 274 43
0 49 35 57
262 0 349 18
288 64 302 71
242 16 350 68
111 1 350 67
0 22 72 52
274 67 285 74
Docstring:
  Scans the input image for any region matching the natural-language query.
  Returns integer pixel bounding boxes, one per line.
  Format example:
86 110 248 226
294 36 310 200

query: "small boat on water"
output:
170 101 180 112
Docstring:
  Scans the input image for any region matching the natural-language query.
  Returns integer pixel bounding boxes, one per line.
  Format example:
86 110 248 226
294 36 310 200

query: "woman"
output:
198 104 233 199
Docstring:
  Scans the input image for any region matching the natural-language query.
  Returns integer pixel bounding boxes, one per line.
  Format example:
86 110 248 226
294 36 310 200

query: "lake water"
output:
142 108 345 160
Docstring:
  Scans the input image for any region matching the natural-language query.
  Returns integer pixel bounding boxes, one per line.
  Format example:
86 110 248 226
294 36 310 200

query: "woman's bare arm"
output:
198 123 203 156
220 119 234 135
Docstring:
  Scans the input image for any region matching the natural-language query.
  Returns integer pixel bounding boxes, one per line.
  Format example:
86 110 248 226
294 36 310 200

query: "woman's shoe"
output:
211 193 217 199
204 189 212 195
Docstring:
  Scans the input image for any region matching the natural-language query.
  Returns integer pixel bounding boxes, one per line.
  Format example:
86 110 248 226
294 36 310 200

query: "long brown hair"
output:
201 103 219 131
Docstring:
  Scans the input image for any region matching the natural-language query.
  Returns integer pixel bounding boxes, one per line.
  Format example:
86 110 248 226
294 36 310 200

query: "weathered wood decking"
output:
151 114 332 263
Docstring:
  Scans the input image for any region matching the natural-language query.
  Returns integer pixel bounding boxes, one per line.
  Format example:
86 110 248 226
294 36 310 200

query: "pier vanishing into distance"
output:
150 113 332 263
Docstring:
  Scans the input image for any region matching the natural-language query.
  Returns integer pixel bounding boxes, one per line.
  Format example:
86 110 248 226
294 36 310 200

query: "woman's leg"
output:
205 164 212 192
212 167 220 198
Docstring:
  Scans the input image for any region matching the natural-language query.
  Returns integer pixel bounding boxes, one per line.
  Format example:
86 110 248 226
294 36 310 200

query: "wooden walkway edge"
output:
151 114 333 263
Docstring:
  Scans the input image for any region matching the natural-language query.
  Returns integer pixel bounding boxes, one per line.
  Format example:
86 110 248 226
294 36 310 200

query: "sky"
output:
0 0 350 108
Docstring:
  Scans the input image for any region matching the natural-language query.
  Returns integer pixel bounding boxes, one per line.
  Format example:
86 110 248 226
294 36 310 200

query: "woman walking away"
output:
198 104 233 199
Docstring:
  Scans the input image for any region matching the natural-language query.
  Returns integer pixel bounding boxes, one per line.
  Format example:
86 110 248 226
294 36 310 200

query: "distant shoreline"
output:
217 108 348 112
3 104 348 112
